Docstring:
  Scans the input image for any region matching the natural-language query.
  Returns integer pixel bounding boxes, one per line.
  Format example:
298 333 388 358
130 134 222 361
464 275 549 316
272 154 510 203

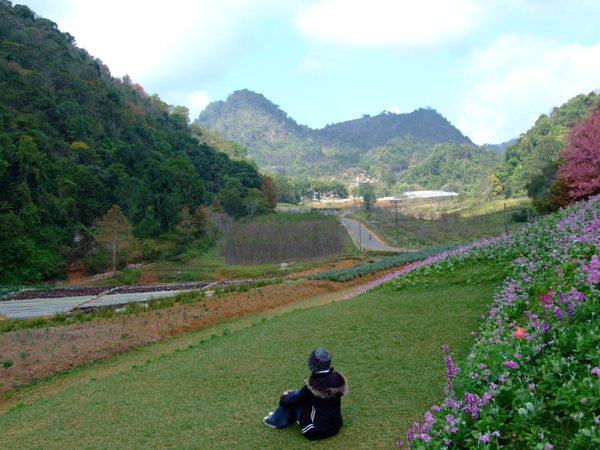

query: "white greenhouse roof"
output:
400 190 459 199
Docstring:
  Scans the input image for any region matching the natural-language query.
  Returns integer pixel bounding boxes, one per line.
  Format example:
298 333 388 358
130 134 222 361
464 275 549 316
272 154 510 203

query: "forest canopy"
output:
0 2 265 282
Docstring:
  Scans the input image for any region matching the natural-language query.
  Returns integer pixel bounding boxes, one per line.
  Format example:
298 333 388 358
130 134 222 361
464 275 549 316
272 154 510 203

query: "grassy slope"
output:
0 261 506 449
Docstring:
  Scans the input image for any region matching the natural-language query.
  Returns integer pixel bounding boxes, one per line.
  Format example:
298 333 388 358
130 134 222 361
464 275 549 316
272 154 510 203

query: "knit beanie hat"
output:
307 348 331 373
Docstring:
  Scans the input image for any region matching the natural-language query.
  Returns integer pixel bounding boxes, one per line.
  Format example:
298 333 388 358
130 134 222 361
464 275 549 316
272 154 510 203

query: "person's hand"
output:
282 390 292 396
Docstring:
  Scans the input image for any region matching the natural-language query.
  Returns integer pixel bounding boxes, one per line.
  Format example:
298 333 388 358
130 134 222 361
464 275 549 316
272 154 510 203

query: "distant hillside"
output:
317 108 472 150
196 90 320 168
190 125 248 160
195 89 473 177
483 139 517 153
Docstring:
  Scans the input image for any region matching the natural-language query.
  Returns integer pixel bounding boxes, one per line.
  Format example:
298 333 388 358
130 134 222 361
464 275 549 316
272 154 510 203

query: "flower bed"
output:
381 195 599 448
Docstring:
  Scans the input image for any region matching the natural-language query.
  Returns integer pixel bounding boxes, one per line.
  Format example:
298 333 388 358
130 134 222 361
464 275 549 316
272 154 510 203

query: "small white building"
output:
400 190 458 199
378 190 458 203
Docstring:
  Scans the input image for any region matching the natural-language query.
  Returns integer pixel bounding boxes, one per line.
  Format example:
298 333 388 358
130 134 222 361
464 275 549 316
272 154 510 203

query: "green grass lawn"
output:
0 261 506 449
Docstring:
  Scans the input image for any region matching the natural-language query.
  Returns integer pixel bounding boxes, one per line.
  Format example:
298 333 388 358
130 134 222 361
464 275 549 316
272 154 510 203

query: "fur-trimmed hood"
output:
305 370 348 400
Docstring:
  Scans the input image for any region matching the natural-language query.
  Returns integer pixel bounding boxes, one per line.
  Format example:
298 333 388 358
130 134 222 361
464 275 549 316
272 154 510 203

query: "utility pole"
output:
358 221 362 252
394 198 400 246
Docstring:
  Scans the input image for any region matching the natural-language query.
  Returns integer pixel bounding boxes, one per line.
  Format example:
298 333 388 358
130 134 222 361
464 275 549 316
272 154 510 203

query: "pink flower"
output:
540 290 555 308
514 326 527 338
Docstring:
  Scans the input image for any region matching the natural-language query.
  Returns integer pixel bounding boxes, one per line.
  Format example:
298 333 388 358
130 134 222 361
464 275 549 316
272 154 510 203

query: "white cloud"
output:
23 0 287 118
55 1 239 79
294 0 485 48
187 91 211 119
456 35 600 144
26 0 288 81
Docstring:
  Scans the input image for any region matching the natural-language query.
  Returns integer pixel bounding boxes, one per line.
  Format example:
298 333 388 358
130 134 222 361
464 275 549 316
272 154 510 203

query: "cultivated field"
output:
220 212 349 264
355 197 532 248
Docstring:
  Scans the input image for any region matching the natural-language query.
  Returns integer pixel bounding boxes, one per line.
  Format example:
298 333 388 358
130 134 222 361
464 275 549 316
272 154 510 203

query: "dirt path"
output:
0 273 382 412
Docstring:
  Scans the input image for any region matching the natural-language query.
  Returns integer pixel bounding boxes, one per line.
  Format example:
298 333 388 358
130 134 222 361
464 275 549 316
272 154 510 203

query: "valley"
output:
1 2 599 448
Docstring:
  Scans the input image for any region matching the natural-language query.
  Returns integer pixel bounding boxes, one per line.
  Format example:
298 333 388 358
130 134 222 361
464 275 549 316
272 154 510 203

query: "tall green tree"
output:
16 135 43 185
358 182 377 215
175 206 197 245
96 205 136 272
133 206 161 239
261 175 278 211
244 188 268 216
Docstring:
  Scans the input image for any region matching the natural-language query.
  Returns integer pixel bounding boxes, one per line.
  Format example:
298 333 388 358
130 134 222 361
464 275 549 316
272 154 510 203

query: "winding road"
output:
340 215 407 252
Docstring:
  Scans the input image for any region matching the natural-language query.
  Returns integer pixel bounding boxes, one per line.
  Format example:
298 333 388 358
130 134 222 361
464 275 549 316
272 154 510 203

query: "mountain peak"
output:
195 90 473 174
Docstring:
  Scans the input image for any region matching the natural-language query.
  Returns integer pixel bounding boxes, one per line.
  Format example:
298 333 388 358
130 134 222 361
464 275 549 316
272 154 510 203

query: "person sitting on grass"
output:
263 348 348 440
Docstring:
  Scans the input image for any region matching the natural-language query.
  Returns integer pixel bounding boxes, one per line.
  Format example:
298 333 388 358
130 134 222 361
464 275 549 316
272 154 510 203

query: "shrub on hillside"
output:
83 248 110 275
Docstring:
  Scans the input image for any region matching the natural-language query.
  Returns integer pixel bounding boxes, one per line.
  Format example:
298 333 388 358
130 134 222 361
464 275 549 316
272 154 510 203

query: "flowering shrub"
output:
390 195 599 448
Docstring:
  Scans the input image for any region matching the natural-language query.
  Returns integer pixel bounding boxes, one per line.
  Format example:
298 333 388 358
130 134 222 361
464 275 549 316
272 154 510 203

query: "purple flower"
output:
482 393 494 404
553 306 564 320
592 367 600 376
443 344 460 394
478 432 491 442
503 360 519 369
463 392 484 419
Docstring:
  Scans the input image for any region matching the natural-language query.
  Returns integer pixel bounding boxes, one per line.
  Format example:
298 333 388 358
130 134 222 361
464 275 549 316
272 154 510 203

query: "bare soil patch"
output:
0 274 373 397
137 269 160 285
288 258 360 277
66 269 88 284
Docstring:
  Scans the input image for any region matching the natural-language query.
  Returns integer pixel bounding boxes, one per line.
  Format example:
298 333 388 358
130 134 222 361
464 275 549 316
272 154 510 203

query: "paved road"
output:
0 289 202 319
341 216 407 252
0 277 288 319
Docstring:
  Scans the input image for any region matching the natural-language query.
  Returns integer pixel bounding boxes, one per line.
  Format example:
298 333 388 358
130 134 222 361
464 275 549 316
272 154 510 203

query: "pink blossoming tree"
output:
557 109 600 202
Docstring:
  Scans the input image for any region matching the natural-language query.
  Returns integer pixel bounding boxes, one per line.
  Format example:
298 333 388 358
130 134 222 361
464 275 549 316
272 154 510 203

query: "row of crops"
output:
309 243 461 282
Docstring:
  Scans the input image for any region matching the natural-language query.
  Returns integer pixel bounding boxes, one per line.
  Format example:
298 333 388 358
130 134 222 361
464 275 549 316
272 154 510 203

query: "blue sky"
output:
19 0 600 144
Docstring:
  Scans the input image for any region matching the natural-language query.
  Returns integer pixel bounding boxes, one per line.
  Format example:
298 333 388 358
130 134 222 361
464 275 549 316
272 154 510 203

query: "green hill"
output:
195 89 475 179
0 3 264 282
494 91 600 203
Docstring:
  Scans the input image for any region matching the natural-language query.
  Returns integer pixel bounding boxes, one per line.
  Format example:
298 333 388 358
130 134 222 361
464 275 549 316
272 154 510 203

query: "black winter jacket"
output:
279 369 348 440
